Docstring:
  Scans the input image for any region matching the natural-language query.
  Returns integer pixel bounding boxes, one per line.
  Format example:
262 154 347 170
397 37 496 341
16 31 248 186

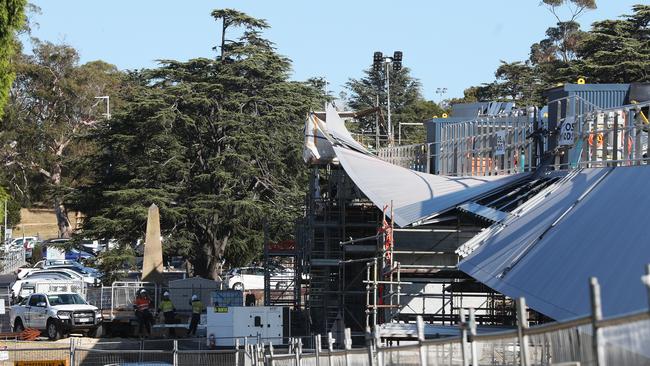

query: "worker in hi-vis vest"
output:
158 291 176 337
187 294 205 337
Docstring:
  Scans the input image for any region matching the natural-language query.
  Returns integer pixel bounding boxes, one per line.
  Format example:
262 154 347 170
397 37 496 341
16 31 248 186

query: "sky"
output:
26 0 641 101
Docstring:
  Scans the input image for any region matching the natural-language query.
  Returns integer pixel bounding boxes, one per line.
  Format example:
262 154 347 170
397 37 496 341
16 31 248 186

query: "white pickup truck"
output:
10 292 103 340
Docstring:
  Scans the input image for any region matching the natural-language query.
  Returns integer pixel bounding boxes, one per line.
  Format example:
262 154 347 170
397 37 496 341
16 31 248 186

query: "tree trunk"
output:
55 201 72 238
196 234 228 280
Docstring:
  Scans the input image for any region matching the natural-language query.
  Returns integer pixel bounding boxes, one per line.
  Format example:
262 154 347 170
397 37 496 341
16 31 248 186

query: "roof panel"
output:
460 166 650 319
334 146 528 227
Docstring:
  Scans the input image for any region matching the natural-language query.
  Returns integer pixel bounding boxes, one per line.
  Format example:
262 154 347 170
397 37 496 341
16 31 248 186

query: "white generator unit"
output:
206 306 283 347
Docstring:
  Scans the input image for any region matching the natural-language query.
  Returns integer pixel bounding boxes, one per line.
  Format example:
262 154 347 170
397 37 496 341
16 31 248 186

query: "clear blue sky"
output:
27 0 641 101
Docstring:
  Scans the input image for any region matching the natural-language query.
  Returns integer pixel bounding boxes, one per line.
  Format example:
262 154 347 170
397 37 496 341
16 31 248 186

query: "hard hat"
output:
163 291 170 297
191 295 198 301
140 289 147 294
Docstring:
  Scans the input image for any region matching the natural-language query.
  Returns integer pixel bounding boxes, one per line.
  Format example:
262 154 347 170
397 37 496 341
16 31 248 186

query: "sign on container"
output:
495 131 506 156
559 116 575 146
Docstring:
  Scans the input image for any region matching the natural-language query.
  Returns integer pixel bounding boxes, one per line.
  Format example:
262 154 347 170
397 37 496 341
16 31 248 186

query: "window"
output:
48 294 86 305
28 295 44 306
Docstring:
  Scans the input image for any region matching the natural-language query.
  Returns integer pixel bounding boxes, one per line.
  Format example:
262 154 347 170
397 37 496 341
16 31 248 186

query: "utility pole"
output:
375 95 380 149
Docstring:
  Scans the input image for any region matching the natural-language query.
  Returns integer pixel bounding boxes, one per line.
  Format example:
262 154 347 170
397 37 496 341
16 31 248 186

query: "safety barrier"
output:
0 339 250 366
268 274 650 366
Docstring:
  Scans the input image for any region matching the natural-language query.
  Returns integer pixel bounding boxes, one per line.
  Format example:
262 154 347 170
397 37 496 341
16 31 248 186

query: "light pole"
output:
435 87 447 106
373 51 403 146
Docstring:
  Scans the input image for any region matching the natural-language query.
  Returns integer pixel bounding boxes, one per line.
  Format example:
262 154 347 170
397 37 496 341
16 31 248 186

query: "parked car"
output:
225 266 293 291
8 237 38 259
16 261 102 280
10 292 102 340
11 268 98 298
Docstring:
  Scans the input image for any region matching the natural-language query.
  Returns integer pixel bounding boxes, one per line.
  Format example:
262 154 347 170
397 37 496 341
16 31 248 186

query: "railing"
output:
377 114 535 176
0 247 25 275
268 271 650 366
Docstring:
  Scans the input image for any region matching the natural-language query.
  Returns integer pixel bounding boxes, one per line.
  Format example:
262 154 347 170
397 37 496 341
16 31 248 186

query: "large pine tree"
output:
72 9 325 279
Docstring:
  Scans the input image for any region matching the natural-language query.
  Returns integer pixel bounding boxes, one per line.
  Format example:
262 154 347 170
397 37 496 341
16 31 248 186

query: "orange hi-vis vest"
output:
134 297 151 311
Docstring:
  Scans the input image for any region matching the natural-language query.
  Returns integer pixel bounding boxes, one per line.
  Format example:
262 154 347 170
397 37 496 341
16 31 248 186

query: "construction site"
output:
260 82 650 357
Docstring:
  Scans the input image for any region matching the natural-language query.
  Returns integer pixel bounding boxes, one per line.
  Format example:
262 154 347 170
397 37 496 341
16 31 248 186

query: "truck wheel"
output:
88 325 103 338
13 318 24 333
46 319 61 341
232 282 244 291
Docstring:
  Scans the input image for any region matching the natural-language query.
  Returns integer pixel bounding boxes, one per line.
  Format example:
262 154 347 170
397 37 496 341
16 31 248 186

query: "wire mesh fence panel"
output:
425 342 465 366
270 354 296 366
328 352 349 366
177 350 241 366
73 348 173 366
473 336 520 366
347 348 371 366
0 347 69 366
0 288 13 333
528 323 594 366
381 345 421 366
600 317 650 366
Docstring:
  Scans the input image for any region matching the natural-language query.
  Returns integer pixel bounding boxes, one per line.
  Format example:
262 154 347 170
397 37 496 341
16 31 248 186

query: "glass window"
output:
47 294 86 305
28 295 39 306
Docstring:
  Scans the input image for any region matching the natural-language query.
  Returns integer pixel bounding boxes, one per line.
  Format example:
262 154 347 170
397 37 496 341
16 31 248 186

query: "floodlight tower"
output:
373 51 403 146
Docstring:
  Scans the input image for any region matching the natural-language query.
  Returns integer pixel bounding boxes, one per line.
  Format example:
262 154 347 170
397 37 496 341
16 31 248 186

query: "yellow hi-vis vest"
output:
191 300 205 314
160 299 174 313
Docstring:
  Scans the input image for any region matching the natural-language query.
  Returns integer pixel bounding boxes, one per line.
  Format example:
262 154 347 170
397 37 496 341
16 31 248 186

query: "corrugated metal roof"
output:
459 165 650 320
334 146 528 227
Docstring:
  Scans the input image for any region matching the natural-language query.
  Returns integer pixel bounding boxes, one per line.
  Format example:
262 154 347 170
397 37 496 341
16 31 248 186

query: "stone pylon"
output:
142 203 163 283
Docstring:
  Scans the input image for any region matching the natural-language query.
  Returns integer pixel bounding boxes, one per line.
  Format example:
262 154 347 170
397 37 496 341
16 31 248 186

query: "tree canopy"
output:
455 4 649 106
71 9 326 279
0 0 26 119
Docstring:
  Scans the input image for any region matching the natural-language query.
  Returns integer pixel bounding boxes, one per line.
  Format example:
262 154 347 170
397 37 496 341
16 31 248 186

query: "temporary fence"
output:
0 247 25 275
267 273 650 366
0 338 250 366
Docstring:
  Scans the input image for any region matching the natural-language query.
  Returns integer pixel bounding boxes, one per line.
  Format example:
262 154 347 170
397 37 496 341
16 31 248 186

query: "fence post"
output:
374 327 383 366
644 264 650 312
327 332 334 366
269 342 275 366
69 337 75 366
416 316 427 366
173 339 178 366
235 338 240 366
590 277 604 366
459 308 469 366
315 334 321 366
344 328 352 366
292 338 300 366
365 327 376 366
516 297 530 366
468 308 478 366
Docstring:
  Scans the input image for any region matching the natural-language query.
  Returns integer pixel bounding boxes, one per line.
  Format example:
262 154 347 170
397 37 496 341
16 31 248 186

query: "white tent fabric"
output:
303 113 336 164
325 104 370 154
334 146 528 227
460 166 650 319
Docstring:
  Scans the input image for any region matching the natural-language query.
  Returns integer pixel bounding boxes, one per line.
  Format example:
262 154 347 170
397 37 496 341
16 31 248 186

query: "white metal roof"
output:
334 146 528 227
460 166 650 320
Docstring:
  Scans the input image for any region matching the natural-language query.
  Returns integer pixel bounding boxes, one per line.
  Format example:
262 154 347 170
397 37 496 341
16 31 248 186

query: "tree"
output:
0 40 124 237
575 4 650 83
539 0 596 63
0 0 26 119
346 66 443 145
72 9 326 279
